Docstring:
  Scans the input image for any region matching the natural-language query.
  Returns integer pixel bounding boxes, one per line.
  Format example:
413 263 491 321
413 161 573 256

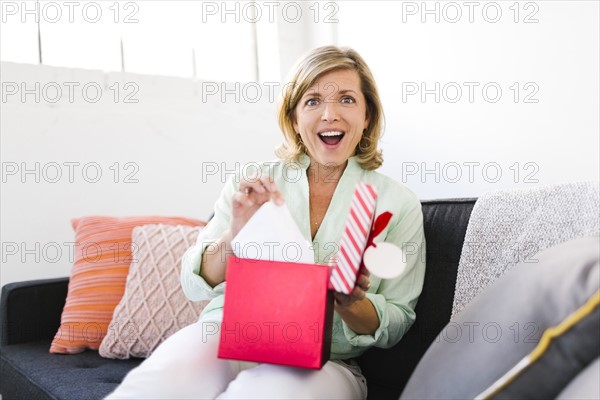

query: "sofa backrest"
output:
359 198 476 399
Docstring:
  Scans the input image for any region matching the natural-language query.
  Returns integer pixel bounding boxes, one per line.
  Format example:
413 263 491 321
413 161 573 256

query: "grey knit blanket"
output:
451 182 600 318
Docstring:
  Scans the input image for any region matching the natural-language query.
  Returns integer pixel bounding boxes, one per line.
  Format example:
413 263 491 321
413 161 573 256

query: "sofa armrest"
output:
0 277 69 346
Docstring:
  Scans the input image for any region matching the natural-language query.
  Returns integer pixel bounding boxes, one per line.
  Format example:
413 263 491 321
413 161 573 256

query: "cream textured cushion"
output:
99 224 208 359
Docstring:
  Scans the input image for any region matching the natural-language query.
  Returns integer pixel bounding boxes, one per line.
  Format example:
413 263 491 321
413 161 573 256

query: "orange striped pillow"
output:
50 216 206 354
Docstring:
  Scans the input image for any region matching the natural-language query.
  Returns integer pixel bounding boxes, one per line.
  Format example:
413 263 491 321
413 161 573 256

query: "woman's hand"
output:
333 269 371 308
333 270 379 335
230 174 284 239
199 175 283 288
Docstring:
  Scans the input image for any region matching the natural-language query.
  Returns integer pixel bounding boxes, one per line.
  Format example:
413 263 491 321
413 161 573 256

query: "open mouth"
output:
318 131 345 146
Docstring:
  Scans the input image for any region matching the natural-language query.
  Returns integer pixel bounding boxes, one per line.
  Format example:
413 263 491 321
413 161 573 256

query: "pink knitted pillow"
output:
99 224 208 359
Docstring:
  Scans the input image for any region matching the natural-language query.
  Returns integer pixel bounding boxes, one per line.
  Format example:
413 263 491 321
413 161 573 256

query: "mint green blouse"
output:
181 154 426 360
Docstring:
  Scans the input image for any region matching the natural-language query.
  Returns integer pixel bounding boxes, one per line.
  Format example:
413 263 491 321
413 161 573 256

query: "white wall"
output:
1 1 598 285
336 1 599 199
1 62 281 284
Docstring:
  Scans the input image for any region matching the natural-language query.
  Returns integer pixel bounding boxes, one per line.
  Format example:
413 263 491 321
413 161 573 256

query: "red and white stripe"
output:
330 182 377 294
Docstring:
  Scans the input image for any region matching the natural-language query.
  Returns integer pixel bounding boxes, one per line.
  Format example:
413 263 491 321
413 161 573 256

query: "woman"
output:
107 46 425 399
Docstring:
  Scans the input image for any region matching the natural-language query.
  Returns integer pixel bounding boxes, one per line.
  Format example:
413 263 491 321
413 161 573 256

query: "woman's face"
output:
293 69 370 168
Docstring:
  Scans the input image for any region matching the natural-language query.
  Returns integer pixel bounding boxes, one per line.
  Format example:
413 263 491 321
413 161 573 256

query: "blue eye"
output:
306 98 319 106
341 96 355 104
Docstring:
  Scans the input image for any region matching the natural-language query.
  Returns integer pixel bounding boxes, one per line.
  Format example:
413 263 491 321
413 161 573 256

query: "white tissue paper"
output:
231 201 314 264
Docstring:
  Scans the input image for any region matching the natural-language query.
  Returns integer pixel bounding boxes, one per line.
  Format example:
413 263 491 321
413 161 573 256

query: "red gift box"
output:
218 257 334 369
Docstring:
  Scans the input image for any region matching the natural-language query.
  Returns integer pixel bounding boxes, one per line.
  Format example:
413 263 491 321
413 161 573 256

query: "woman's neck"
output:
307 160 347 185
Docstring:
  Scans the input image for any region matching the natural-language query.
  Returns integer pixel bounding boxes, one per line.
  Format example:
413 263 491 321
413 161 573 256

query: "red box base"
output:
218 257 334 369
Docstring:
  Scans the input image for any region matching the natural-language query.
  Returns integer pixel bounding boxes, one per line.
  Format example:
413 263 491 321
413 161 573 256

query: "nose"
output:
321 100 340 122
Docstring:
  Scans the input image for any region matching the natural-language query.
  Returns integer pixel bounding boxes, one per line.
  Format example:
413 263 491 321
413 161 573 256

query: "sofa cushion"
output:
400 236 600 399
100 224 208 359
1 340 142 400
358 198 476 399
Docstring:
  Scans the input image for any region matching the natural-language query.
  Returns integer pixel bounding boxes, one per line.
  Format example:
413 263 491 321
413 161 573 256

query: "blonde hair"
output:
275 46 384 170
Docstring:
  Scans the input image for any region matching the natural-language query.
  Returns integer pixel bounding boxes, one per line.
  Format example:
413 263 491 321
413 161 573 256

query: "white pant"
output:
106 319 367 399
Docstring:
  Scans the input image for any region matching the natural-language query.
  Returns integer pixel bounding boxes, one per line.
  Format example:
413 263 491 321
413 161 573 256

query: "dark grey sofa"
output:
0 198 476 400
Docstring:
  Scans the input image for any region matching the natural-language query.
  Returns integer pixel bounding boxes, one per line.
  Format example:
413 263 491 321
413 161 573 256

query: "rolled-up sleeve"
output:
341 196 426 349
180 176 238 301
